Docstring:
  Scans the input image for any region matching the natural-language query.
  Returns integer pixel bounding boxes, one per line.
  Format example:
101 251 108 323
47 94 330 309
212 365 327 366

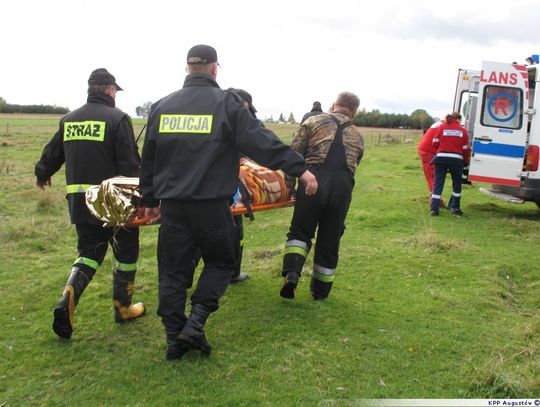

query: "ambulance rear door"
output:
453 69 480 136
468 61 529 187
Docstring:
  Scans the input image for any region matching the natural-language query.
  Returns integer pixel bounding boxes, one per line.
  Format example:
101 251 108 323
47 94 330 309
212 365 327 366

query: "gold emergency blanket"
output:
238 157 289 206
85 177 140 227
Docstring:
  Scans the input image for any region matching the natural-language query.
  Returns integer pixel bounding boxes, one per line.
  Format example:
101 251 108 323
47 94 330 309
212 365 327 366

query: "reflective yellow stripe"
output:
66 184 94 194
159 114 213 134
74 256 100 270
64 121 106 142
116 262 137 272
284 246 308 257
312 270 335 283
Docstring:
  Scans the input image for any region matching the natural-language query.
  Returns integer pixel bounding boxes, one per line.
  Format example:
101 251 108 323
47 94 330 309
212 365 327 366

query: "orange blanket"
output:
237 157 289 206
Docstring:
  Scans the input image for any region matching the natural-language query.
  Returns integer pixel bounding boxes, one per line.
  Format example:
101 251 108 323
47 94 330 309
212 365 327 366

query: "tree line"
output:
0 97 69 114
353 108 435 130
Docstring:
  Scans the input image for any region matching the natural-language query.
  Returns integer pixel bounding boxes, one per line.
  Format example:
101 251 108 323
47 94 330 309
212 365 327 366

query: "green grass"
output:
0 116 539 405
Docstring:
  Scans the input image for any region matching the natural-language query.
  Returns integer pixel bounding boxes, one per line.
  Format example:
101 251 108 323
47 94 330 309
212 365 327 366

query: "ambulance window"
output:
480 85 523 130
460 91 477 125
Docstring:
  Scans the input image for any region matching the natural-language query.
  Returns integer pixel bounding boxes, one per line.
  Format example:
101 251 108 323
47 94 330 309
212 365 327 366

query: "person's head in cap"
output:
87 68 123 99
227 88 257 116
186 44 219 79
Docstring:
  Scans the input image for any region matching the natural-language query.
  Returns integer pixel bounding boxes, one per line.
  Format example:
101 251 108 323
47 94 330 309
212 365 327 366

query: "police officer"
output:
430 112 470 216
139 44 318 360
35 68 146 339
188 88 257 285
280 92 364 301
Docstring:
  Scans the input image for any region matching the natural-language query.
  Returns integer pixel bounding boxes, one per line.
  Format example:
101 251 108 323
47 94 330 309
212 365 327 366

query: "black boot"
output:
280 250 307 299
178 304 212 355
280 271 300 299
53 265 95 339
164 291 188 360
166 331 190 360
310 277 333 300
112 269 146 323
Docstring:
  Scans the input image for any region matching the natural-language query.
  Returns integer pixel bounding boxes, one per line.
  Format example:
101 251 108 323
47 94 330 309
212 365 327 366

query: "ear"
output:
210 63 218 78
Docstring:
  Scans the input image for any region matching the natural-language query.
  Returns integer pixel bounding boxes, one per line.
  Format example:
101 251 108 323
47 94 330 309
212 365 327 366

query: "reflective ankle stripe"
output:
116 261 137 272
284 239 309 257
74 256 100 270
431 194 442 199
312 264 336 283
66 184 94 194
451 192 461 197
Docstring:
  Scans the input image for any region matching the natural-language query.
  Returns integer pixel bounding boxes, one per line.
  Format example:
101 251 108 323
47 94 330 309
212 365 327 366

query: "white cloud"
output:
0 0 538 121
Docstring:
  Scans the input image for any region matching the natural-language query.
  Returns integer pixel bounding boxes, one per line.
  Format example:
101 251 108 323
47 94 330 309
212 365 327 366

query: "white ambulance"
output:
453 57 540 207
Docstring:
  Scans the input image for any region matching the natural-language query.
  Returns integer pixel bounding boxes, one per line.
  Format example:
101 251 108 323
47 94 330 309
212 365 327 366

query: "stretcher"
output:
86 159 295 228
127 198 295 227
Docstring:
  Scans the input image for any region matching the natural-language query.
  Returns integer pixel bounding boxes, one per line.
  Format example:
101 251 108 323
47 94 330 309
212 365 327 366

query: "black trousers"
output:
287 167 354 269
157 199 239 335
190 214 243 282
75 224 139 267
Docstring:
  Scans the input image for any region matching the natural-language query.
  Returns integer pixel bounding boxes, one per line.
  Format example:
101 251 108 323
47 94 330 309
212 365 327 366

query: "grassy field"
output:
0 115 539 405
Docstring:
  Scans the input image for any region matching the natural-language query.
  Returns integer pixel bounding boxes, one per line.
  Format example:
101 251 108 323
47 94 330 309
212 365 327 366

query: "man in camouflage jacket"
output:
280 92 364 300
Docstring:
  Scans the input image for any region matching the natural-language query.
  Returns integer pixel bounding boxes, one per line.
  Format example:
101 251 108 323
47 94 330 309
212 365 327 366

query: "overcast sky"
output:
1 0 539 121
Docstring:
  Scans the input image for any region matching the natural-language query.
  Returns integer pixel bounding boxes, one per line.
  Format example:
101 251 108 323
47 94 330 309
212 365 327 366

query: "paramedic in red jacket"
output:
430 112 470 216
417 120 443 205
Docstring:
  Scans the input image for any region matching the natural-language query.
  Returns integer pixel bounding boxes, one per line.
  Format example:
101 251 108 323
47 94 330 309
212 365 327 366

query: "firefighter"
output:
280 92 364 301
35 68 146 339
139 44 318 360
430 112 470 216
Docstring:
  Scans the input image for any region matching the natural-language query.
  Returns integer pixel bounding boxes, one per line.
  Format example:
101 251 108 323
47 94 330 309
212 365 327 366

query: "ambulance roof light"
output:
525 54 539 65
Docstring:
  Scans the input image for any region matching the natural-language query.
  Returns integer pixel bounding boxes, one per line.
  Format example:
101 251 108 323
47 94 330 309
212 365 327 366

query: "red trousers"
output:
418 148 435 193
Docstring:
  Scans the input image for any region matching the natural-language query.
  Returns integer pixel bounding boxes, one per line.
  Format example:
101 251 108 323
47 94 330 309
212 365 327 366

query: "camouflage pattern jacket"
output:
290 112 364 176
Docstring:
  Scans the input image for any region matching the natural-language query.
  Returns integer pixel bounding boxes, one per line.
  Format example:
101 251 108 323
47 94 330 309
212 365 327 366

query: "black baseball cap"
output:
228 88 257 113
187 44 219 65
88 68 123 91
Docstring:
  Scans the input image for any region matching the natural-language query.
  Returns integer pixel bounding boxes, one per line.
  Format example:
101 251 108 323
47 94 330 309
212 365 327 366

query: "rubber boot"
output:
279 252 306 299
178 304 212 355
310 277 333 300
53 265 95 339
112 269 146 323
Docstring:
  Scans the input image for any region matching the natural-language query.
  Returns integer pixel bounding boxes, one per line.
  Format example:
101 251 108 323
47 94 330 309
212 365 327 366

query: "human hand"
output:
299 170 318 195
144 206 161 223
36 178 51 190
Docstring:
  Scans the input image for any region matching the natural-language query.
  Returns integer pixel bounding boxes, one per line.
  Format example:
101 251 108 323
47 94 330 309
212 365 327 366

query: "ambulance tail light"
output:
525 145 539 171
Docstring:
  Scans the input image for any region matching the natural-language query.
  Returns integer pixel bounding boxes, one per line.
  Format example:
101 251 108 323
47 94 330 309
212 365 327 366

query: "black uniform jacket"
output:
35 93 140 224
139 74 306 207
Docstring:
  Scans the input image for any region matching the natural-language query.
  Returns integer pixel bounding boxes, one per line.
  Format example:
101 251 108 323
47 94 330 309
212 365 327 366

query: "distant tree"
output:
354 108 433 129
0 97 6 107
278 113 285 123
135 101 153 118
410 109 434 131
287 112 296 124
0 101 69 114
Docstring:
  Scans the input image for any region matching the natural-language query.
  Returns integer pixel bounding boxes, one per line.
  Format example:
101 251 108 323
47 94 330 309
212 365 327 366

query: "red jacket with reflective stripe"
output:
432 118 470 165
